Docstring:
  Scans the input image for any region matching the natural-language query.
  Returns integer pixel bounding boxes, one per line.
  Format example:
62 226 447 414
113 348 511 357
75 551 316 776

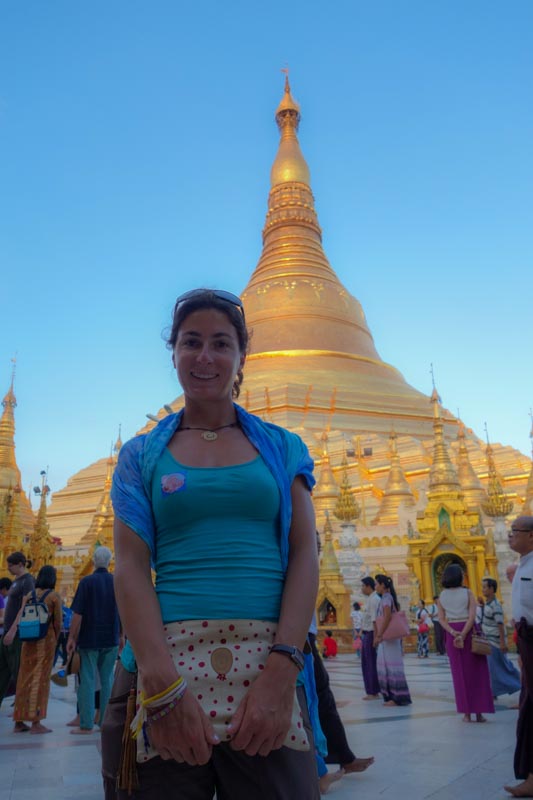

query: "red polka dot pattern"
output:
135 618 308 762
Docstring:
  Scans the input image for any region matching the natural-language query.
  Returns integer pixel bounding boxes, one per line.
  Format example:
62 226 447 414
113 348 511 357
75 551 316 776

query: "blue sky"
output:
1 1 532 497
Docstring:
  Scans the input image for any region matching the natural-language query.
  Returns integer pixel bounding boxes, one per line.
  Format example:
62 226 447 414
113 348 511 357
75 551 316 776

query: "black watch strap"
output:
269 643 305 671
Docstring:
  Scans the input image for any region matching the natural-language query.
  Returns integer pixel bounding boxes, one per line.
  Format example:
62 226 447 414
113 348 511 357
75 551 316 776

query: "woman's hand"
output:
227 657 297 757
374 634 382 648
148 689 220 766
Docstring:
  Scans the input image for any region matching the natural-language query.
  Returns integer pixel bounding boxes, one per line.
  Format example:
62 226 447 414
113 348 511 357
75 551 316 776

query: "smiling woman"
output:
102 288 321 799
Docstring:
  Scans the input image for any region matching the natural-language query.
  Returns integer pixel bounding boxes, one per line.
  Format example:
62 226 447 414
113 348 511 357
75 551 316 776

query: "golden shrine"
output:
2 79 533 616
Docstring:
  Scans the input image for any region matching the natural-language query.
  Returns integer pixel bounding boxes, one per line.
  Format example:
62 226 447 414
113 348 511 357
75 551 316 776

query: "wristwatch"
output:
269 643 305 671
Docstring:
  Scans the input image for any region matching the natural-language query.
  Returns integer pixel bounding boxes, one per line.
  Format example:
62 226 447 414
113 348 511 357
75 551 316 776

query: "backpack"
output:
18 590 52 641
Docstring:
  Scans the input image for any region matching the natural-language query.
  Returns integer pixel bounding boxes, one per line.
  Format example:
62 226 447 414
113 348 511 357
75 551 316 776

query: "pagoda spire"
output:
482 425 513 518
80 452 115 549
523 412 533 514
313 432 340 500
372 430 415 524
334 454 360 523
0 362 21 492
456 420 486 509
320 511 342 577
428 387 461 497
241 76 385 364
29 470 56 571
270 74 311 189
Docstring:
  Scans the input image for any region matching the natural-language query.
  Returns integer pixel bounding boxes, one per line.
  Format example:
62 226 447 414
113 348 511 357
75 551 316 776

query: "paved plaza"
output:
0 652 521 800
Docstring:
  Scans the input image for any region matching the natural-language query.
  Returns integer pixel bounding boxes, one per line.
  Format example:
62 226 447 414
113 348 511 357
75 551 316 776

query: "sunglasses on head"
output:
174 289 245 320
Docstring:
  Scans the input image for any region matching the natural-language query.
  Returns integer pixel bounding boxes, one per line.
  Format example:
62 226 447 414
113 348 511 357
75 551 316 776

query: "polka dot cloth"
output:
136 618 309 762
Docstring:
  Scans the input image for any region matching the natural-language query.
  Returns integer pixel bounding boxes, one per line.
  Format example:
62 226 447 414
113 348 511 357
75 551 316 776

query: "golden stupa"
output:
42 79 531 609
0 365 35 568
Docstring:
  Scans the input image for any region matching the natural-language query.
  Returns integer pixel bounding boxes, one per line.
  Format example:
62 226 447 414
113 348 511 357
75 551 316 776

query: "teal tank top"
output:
151 449 283 623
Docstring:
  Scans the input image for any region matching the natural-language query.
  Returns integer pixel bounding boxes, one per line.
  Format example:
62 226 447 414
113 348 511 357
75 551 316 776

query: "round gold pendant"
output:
201 431 218 441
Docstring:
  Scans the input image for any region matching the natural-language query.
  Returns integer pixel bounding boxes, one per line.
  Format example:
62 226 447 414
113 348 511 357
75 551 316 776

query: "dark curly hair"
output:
166 289 249 399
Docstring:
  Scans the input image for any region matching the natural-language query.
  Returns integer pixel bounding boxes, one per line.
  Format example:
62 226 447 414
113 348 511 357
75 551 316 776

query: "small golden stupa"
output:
0 365 35 568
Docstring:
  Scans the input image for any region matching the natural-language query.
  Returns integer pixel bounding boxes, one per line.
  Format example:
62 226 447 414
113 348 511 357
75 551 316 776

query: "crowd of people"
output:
0 546 121 738
0 286 531 798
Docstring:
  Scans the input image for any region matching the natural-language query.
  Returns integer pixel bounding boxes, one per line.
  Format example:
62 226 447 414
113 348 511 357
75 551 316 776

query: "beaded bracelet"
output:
142 676 185 708
131 677 188 739
146 699 177 726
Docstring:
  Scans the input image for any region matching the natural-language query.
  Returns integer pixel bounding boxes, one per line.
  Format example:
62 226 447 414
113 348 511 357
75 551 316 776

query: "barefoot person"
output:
480 578 520 699
374 574 411 707
438 564 494 723
10 566 62 734
504 516 533 798
360 577 380 699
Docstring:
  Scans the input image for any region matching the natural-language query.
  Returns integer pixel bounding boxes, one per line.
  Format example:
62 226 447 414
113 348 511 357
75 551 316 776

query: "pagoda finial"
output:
482 426 513 518
270 73 310 188
428 386 461 496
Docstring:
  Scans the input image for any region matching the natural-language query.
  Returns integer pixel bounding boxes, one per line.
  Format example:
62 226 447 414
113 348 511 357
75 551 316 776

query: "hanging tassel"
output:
117 682 139 795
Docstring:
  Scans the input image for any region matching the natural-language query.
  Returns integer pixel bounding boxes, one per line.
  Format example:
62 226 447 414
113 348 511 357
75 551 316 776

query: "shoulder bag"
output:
376 607 410 640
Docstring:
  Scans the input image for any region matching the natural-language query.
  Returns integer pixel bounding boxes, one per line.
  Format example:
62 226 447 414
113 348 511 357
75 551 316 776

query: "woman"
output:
9 565 62 734
103 288 320 799
437 564 494 723
374 574 412 706
416 599 430 659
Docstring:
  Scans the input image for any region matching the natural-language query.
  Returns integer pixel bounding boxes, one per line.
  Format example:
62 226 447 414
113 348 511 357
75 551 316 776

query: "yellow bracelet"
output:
142 676 184 707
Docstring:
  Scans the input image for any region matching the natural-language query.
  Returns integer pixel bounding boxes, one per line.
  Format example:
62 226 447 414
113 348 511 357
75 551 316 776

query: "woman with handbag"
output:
416 599 430 659
104 288 321 799
374 574 412 707
437 564 494 723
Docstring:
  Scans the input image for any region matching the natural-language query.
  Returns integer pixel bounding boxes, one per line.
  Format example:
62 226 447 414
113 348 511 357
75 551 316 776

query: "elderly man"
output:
67 547 122 734
505 516 533 798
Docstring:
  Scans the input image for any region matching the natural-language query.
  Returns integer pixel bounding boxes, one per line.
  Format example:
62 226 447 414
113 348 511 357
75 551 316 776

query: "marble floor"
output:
0 653 522 799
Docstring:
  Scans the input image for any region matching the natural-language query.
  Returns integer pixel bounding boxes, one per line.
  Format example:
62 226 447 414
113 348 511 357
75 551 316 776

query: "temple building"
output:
7 79 529 614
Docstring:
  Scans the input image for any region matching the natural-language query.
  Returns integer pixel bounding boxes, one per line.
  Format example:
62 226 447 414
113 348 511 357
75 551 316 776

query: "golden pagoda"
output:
0 366 35 567
456 420 487 510
334 454 360 524
482 434 514 519
45 79 532 613
317 512 352 632
313 431 340 521
372 430 415 525
405 389 497 598
28 470 56 572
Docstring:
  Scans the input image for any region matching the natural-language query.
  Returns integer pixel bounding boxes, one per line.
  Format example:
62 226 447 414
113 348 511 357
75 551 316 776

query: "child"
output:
323 630 338 659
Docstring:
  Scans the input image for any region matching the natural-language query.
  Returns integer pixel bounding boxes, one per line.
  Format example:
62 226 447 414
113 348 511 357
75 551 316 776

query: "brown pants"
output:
515 620 533 780
101 663 320 800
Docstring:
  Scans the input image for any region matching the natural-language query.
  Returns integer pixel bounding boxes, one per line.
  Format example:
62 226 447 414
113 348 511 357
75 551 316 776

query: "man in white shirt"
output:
504 515 533 798
360 577 381 699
